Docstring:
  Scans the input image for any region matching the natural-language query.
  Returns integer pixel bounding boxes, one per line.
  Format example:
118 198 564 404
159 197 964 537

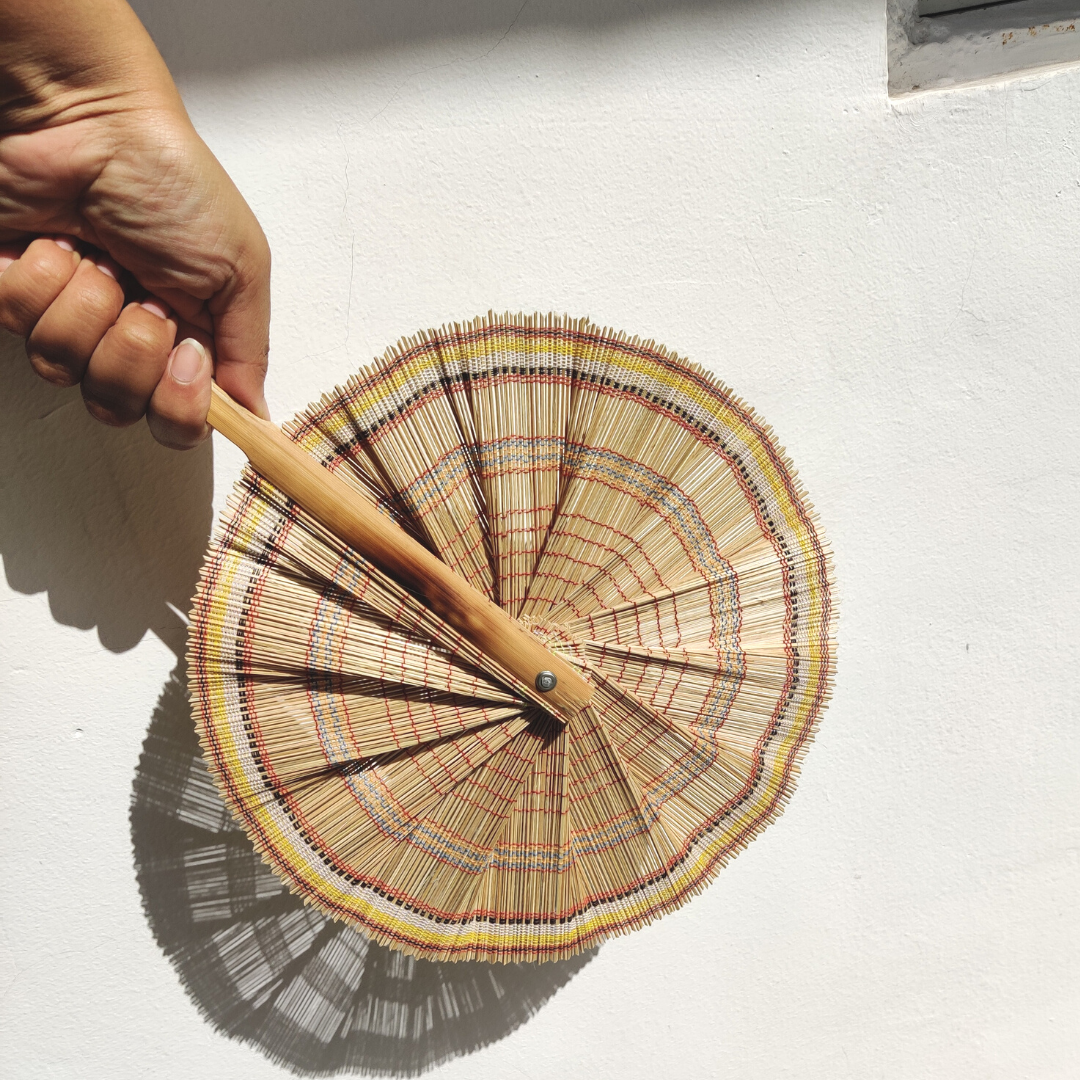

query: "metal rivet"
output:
535 670 558 693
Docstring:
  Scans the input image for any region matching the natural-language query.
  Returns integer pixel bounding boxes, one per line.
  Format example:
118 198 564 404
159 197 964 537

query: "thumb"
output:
208 232 271 421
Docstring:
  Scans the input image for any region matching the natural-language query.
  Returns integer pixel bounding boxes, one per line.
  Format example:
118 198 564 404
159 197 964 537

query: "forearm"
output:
0 0 181 131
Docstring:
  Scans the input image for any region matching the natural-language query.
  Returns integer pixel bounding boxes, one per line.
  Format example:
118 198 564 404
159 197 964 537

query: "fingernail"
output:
170 338 207 385
141 299 169 319
95 261 118 281
53 237 75 252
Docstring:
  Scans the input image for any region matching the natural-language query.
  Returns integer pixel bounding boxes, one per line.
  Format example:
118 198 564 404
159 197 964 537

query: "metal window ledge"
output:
890 0 1080 95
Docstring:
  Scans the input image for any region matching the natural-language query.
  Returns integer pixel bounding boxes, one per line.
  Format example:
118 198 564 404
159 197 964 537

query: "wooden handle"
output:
207 383 594 719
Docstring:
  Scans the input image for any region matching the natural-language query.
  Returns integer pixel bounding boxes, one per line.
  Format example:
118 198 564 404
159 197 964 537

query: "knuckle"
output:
81 389 140 428
27 350 79 387
76 280 124 324
147 411 208 450
28 320 93 380
0 286 37 336
113 316 169 358
147 417 206 451
148 372 211 449
22 249 69 287
0 248 75 335
152 401 198 431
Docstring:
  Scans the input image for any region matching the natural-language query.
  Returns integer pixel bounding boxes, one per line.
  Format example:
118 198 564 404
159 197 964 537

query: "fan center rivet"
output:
535 670 558 693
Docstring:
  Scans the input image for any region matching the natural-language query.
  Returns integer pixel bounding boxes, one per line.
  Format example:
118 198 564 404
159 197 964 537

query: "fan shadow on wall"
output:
130 664 597 1077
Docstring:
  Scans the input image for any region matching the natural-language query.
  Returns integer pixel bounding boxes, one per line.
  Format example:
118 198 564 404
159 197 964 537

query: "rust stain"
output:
1017 20 1077 41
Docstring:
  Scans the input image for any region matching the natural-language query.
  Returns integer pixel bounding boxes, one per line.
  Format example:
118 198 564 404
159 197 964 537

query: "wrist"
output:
0 0 182 132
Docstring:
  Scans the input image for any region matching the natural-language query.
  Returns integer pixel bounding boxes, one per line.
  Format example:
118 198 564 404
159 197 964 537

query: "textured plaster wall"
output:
2 1 1078 1077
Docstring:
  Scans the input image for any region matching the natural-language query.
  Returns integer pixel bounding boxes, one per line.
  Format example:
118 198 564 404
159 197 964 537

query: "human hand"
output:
0 0 270 449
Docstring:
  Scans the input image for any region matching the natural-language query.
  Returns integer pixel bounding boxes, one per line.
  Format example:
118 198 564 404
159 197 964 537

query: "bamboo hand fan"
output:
189 313 834 964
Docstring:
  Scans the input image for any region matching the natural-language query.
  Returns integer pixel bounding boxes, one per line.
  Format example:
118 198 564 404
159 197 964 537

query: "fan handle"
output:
207 383 594 719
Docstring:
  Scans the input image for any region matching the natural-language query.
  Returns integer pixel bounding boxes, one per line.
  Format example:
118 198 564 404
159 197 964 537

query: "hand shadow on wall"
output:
131 664 597 1077
0 332 213 656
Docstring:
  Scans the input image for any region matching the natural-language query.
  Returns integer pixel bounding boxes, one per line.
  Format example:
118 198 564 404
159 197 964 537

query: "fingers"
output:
81 299 178 427
0 237 80 337
147 337 213 450
2 236 215 448
26 255 126 386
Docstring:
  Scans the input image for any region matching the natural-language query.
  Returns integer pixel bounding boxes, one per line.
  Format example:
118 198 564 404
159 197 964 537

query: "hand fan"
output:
189 313 834 964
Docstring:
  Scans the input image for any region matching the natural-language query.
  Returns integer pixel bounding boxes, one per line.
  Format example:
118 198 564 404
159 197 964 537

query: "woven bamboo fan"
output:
189 313 834 964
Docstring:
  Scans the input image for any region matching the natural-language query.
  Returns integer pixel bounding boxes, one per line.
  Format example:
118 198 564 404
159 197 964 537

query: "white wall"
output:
2 1 1078 1077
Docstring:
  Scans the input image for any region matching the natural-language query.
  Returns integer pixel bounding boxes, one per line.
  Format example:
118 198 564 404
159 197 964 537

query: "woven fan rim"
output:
187 311 836 963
